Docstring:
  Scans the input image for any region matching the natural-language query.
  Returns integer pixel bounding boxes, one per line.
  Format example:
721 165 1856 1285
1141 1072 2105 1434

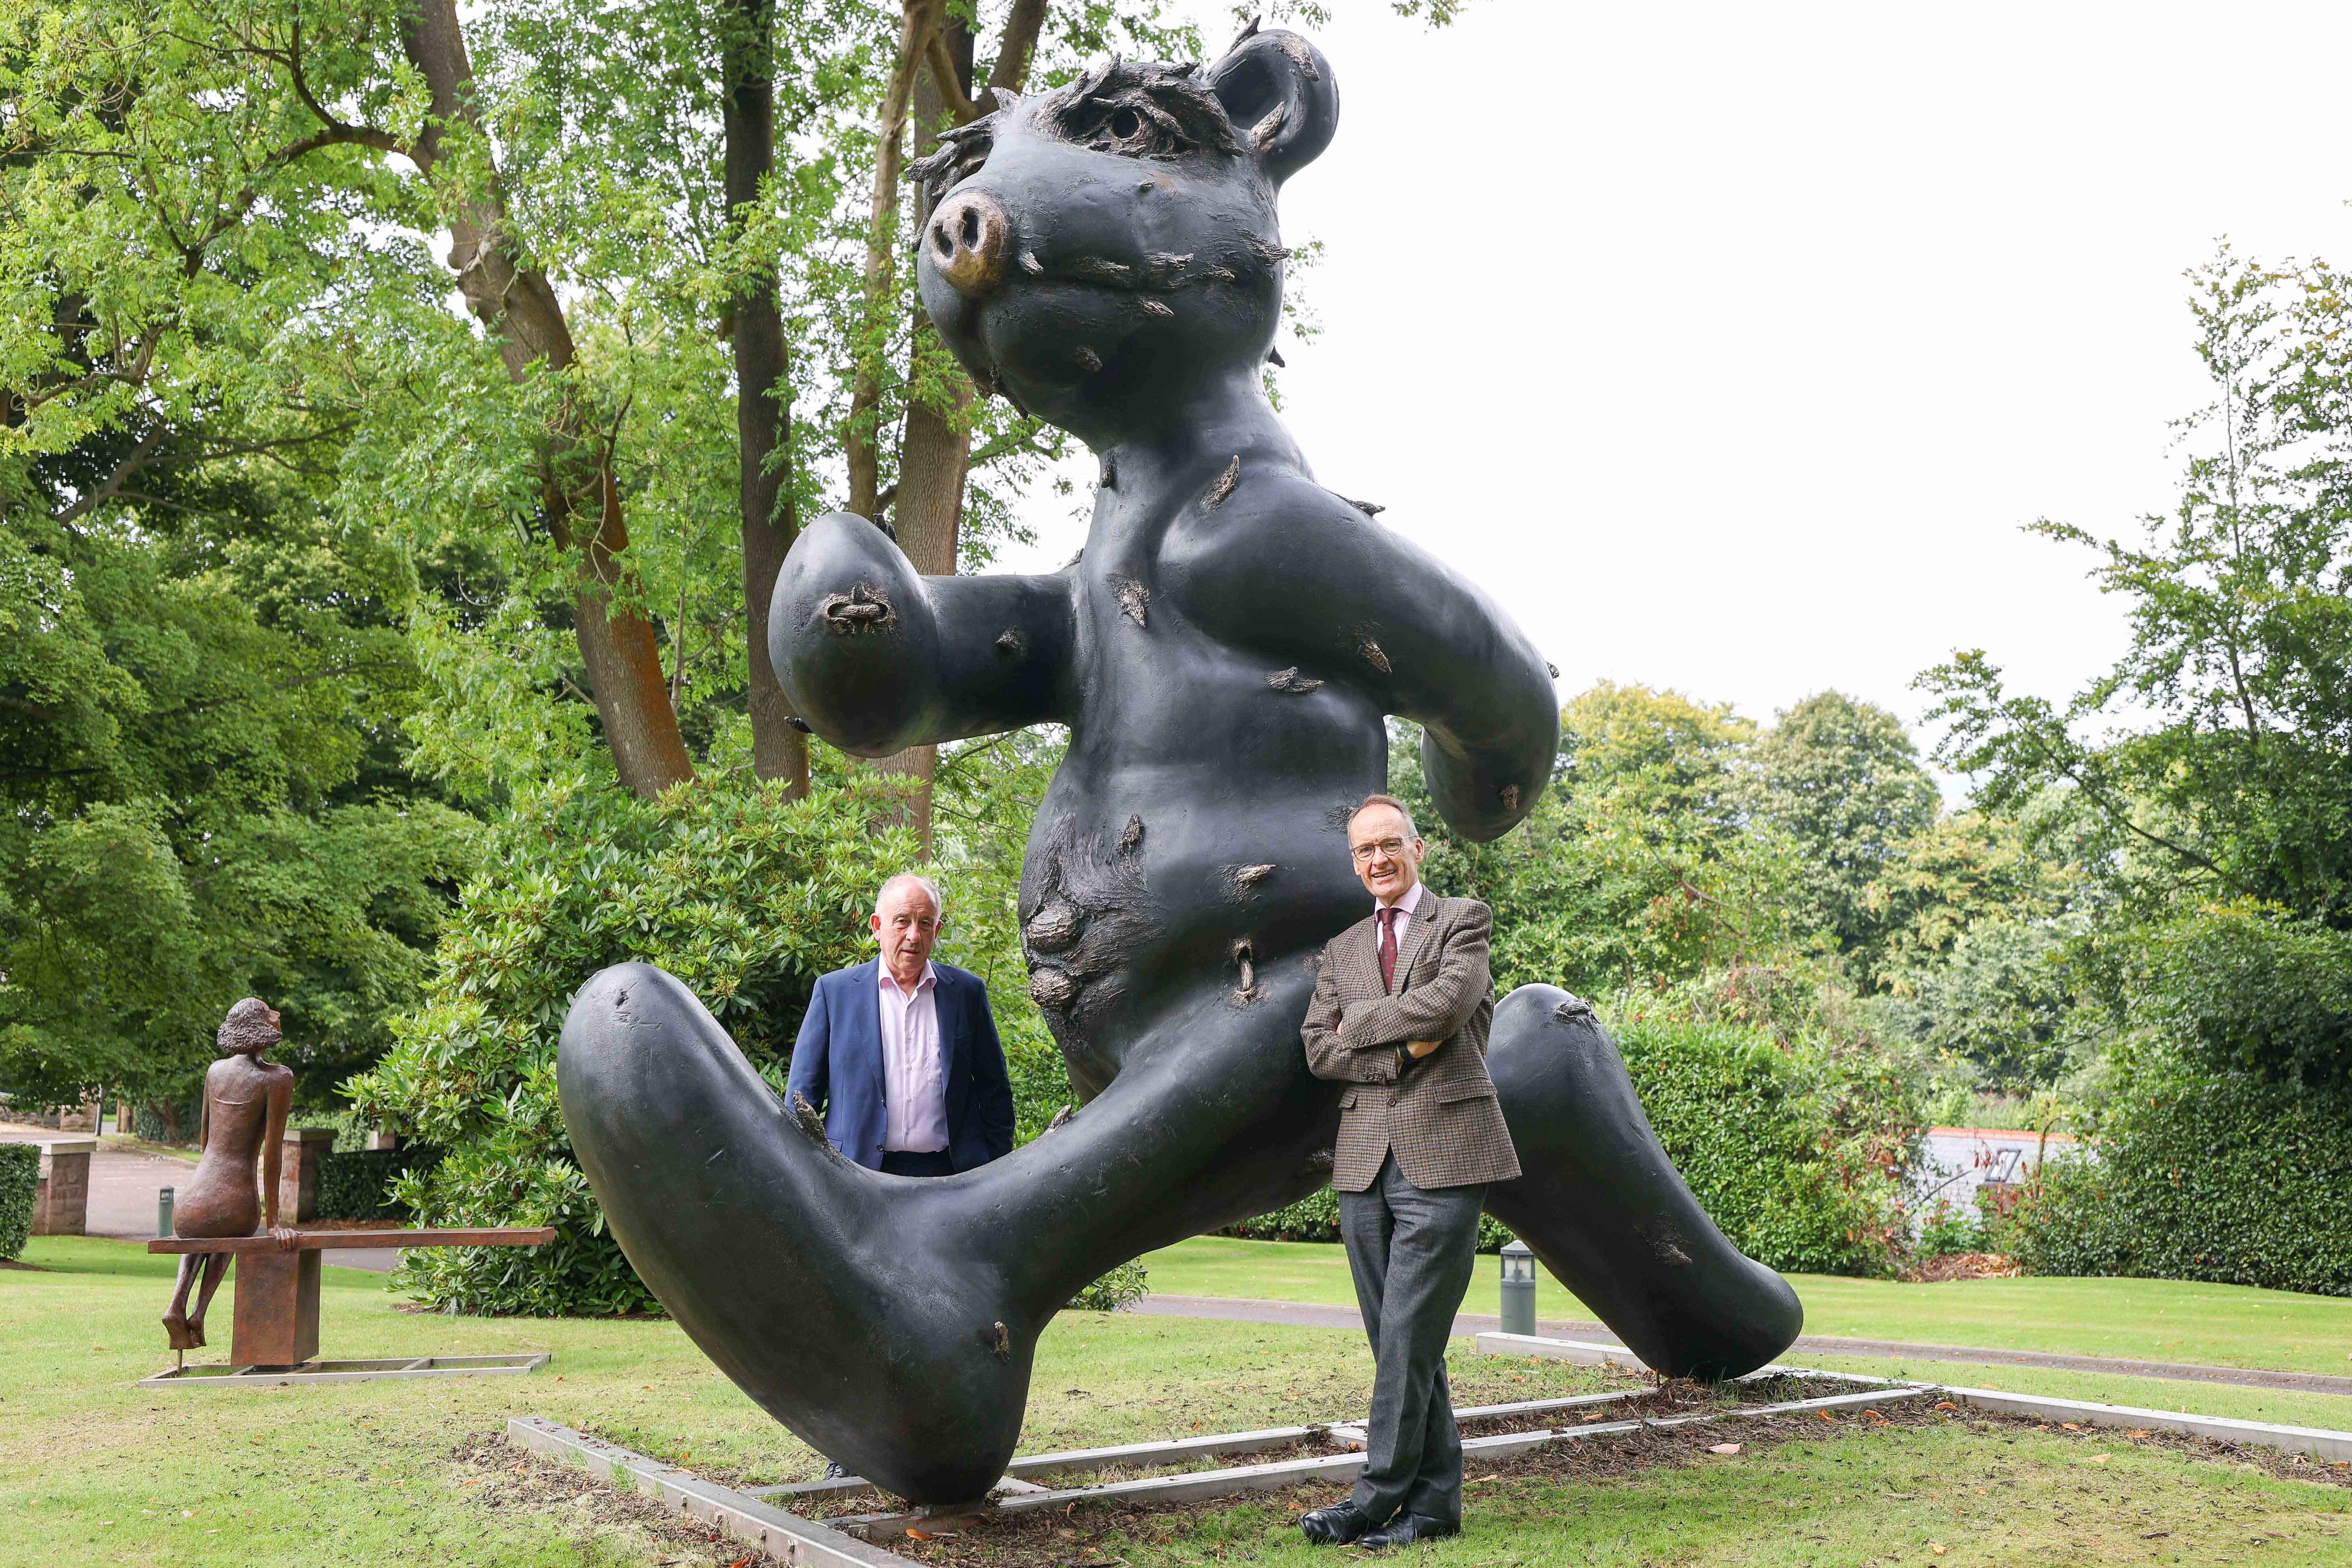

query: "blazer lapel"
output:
1389 894 1442 992
1351 913 1385 997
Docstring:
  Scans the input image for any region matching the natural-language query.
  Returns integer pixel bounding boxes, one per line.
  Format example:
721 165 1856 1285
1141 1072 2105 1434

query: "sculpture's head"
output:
912 25 1338 447
217 997 282 1057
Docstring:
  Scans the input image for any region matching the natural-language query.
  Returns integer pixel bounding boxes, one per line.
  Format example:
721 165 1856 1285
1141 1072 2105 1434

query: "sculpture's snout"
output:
927 189 1010 299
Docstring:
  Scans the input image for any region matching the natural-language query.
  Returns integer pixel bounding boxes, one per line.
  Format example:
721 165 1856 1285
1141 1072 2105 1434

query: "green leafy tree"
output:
1924 248 2352 925
1400 684 1806 994
1744 690 1939 962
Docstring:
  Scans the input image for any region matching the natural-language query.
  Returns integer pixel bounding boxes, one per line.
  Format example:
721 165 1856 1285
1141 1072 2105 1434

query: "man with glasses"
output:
1296 794 1520 1550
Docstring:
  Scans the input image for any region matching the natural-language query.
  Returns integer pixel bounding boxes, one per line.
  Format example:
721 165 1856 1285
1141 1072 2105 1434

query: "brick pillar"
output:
31 1139 96 1236
279 1128 337 1224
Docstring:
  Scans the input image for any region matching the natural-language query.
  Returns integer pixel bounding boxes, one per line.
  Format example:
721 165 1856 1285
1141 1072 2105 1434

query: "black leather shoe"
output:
1299 1503 1376 1545
1358 1513 1461 1549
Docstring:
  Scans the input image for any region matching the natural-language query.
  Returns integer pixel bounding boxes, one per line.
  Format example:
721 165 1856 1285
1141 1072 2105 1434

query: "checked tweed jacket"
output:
1301 894 1522 1192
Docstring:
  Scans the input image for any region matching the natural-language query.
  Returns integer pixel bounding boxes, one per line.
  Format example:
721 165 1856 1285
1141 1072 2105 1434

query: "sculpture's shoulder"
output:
1162 463 1380 594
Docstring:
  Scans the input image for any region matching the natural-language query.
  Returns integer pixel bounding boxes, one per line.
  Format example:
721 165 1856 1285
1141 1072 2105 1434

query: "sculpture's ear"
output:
1208 24 1339 187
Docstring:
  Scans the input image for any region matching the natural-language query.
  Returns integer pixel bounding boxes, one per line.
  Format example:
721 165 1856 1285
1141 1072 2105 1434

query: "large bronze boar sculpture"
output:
558 25 1802 1504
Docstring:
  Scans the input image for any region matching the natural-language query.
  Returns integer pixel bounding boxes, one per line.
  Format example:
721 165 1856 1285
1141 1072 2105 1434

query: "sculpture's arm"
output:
260 1068 293 1240
770 512 1076 756
1301 948 1404 1085
1174 484 1557 841
1337 902 1493 1055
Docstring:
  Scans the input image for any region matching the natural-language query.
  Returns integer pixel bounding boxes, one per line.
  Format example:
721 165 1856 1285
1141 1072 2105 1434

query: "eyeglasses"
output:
1350 838 1410 863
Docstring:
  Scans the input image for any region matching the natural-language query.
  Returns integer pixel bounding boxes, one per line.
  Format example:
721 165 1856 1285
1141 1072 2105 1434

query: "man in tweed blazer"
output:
1297 794 1521 1549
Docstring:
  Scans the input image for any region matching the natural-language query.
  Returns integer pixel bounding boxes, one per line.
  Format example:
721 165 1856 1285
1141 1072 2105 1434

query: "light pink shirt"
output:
1374 877 1426 944
877 960 949 1154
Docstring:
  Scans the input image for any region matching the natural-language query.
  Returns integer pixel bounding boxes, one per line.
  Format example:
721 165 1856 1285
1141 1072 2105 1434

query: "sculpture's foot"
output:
560 960 1332 1504
162 1310 198 1352
1483 985 1803 1380
560 964 1039 1500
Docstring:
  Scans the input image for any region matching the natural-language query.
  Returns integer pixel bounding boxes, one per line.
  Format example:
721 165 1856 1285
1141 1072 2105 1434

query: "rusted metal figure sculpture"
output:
559 25 1803 1503
161 998 296 1350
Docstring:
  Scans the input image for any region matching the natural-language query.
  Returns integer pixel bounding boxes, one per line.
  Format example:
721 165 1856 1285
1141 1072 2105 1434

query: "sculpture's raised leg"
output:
558 960 1336 1502
1482 985 1804 1379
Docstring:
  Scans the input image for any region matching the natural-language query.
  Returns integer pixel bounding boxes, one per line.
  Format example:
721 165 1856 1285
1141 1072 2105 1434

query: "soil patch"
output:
0 1257 49 1271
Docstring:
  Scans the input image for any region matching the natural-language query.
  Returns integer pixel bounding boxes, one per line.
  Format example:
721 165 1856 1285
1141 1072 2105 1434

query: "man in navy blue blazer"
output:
785 873 1015 1178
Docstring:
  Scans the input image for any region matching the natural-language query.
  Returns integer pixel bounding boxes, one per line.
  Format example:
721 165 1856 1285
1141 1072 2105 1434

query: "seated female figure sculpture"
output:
161 998 297 1350
558 26 1802 1503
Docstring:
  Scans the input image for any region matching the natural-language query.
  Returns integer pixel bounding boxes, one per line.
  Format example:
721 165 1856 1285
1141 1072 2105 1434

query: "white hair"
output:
874 872 944 918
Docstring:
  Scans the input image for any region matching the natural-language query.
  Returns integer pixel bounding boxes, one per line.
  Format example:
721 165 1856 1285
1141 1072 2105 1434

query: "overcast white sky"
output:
1001 0 2352 762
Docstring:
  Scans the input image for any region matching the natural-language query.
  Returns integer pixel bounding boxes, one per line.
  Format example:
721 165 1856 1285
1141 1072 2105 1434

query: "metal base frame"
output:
138 1352 550 1389
508 1368 1934 1555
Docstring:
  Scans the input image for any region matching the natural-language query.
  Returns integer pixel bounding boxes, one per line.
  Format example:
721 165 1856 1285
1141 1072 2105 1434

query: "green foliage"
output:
1744 691 1940 961
1925 248 2352 927
314 1147 443 1222
0 1144 35 1260
0 478 476 1113
1882 917 2086 1091
2129 902 2352 1090
348 770 923 1314
1067 1260 1149 1312
1606 1003 1918 1277
1998 1065 2352 1297
1396 686 1808 997
1915 1197 1991 1258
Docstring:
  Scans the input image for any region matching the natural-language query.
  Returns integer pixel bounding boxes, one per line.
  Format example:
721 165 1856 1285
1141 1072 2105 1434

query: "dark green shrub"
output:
0 1144 36 1259
2135 905 2352 1090
1915 1198 1991 1257
1998 1067 2352 1296
1609 1013 1914 1277
347 772 923 1315
314 1146 443 1221
1068 1260 1148 1311
134 1100 197 1144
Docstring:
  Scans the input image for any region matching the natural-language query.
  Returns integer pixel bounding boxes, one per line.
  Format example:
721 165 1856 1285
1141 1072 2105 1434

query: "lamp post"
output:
1499 1238 1535 1337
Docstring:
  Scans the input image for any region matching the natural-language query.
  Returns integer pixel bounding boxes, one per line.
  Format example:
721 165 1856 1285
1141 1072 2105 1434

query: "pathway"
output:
0 1122 395 1273
1133 1292 2352 1398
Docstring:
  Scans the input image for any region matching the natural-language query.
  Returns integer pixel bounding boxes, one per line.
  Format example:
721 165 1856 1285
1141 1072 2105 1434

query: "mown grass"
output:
6 1235 2350 1568
1144 1236 2352 1376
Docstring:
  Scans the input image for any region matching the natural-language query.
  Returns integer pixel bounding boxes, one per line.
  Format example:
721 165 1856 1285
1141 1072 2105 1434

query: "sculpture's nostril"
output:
930 190 1010 300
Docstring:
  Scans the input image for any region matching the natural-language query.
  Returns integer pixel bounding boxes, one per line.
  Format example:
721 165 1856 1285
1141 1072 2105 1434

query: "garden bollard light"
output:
1499 1238 1536 1337
158 1187 173 1239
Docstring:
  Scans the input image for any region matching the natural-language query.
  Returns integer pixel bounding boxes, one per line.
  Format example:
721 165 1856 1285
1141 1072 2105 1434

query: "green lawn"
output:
1144 1236 2352 1377
7 1235 2350 1568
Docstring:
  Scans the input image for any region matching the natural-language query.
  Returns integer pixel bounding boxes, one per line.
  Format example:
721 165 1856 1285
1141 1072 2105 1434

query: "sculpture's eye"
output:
1079 97 1189 159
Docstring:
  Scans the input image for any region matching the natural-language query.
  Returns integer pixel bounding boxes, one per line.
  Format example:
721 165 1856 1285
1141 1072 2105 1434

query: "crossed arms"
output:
1301 902 1494 1085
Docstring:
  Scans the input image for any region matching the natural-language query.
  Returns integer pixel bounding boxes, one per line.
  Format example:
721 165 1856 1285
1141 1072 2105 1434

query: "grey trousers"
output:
1337 1153 1488 1527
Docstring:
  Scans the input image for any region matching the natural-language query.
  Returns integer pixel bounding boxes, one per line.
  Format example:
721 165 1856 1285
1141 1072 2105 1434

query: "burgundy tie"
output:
1378 907 1400 994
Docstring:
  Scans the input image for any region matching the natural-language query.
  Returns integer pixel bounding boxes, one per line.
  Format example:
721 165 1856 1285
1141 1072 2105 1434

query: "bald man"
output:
785 874 1016 1178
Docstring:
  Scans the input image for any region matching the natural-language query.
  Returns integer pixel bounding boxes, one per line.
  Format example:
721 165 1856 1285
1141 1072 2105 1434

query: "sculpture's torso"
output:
177 1055 288 1237
1020 451 1385 1097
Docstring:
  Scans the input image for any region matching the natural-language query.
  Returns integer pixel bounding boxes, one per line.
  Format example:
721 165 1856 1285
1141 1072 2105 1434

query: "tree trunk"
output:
722 0 808 793
866 15 980 846
844 0 942 520
399 0 694 799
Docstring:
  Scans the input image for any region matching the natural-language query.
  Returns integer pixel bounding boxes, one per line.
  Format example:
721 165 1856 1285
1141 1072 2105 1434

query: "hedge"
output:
0 1144 35 1259
315 1146 444 1221
1222 1012 1915 1278
1999 1068 2352 1296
